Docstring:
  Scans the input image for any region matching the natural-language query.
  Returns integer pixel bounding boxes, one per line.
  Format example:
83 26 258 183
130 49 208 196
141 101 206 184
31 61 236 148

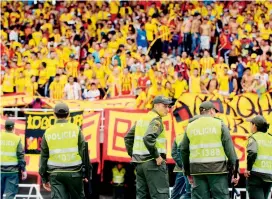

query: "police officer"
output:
171 133 191 199
245 115 272 199
112 163 126 199
39 102 86 199
124 95 171 199
1 119 27 199
180 101 239 199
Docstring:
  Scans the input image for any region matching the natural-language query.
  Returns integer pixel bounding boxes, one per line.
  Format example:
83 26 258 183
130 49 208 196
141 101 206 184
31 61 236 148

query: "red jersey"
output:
138 76 149 90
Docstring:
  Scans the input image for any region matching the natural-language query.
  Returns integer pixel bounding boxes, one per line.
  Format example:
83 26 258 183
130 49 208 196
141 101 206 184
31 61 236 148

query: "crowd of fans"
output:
0 1 271 109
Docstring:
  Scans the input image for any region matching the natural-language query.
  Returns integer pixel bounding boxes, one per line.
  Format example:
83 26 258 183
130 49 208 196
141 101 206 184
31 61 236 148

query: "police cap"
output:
199 101 219 113
5 119 15 128
153 96 172 105
54 102 69 114
249 115 268 128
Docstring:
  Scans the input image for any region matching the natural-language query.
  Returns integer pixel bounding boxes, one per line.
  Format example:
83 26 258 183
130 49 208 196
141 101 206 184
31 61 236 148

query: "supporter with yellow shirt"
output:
49 74 64 99
260 22 271 40
121 68 132 95
94 63 108 91
214 57 228 78
46 52 59 83
58 69 68 86
108 34 119 52
23 63 35 83
199 50 215 75
38 62 49 96
145 17 156 42
173 73 188 100
29 53 41 78
25 76 38 96
107 68 122 97
154 82 167 96
83 63 93 80
2 68 14 93
32 27 42 46
59 9 72 23
218 67 229 96
164 81 174 98
15 71 25 93
247 54 260 75
189 68 201 93
135 87 147 109
190 57 201 73
119 2 132 17
109 0 119 19
66 54 79 77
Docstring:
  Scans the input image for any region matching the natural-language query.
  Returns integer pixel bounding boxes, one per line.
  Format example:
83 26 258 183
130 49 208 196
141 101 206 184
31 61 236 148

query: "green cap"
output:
249 115 267 127
5 119 15 128
153 96 172 105
199 101 219 112
54 102 69 114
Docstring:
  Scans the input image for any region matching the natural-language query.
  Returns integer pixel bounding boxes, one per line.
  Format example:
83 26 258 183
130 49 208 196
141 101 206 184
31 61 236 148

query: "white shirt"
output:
83 89 100 101
9 30 18 42
64 83 81 100
260 73 269 85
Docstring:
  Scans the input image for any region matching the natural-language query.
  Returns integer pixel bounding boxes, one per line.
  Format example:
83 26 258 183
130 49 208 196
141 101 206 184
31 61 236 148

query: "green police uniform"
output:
1 120 26 199
246 116 272 199
180 101 238 199
124 96 172 199
39 103 85 199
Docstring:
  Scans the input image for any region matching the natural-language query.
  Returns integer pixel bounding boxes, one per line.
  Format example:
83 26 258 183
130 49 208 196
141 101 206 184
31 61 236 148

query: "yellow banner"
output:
0 94 34 107
103 92 272 172
0 94 136 109
174 92 272 135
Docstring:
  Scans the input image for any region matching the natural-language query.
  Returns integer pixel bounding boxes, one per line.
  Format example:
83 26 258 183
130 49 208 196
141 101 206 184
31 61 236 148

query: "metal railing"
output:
169 187 272 199
3 184 43 199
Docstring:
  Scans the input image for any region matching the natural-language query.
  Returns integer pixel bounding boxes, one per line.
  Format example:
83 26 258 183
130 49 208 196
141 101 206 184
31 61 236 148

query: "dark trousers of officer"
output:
113 184 124 199
135 160 169 199
1 173 19 199
171 172 191 199
49 172 85 199
247 174 272 199
192 174 229 199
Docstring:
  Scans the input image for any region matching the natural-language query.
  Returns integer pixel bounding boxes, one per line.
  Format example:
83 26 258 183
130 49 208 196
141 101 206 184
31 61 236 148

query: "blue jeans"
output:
191 33 200 54
183 33 191 53
162 41 169 53
171 172 191 199
1 172 19 199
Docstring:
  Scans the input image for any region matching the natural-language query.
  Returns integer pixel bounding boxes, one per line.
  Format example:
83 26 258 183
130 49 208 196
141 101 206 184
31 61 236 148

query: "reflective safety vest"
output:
45 123 82 167
112 167 125 184
187 117 226 164
252 132 272 175
0 132 20 166
132 111 166 156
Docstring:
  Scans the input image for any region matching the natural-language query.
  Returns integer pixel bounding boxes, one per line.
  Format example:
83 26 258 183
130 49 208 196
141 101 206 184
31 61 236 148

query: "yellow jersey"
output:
190 75 201 93
219 75 229 92
49 81 64 99
2 73 14 93
15 77 25 93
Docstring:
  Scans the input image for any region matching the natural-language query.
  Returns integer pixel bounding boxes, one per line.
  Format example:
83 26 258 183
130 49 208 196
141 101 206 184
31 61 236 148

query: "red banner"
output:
103 109 254 172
